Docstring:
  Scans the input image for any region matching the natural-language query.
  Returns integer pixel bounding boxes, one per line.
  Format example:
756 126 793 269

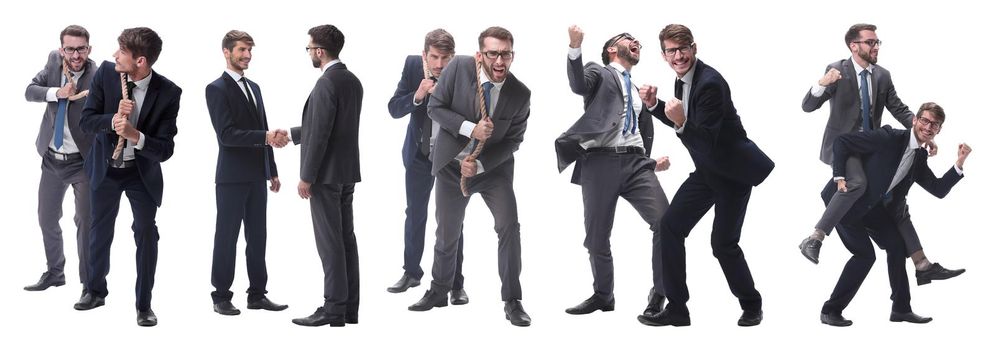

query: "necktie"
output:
859 69 872 132
112 81 137 167
622 71 635 135
240 77 259 118
482 81 494 118
419 77 437 156
54 97 68 150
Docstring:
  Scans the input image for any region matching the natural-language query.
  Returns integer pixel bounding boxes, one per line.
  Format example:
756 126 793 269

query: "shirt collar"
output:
129 71 153 90
609 62 628 75
479 69 504 90
680 59 697 86
225 68 244 82
322 59 341 73
851 57 875 75
909 129 922 151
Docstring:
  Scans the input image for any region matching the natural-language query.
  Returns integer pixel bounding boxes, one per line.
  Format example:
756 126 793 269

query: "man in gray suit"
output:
798 23 962 285
24 25 96 292
556 26 671 318
289 24 363 328
407 26 533 327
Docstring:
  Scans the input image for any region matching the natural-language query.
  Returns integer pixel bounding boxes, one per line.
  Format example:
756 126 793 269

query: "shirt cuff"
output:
135 133 146 150
413 94 423 106
674 123 685 134
46 87 59 102
476 160 485 174
833 176 845 181
810 84 826 98
459 121 476 138
647 99 659 111
954 164 964 176
567 47 582 60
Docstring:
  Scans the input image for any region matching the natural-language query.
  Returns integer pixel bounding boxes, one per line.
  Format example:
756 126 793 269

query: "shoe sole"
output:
24 281 66 291
505 315 531 327
451 299 469 305
408 300 447 312
636 315 690 327
387 281 421 293
917 269 965 285
565 306 614 315
74 300 105 311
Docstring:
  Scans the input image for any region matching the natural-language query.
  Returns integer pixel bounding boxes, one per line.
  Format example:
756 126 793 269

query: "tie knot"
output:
239 77 247 83
622 70 630 77
126 81 136 89
483 81 494 90
860 69 869 78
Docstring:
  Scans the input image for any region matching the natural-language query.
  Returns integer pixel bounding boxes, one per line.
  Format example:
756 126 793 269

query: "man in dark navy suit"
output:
205 30 289 316
638 24 774 327
386 29 468 305
74 27 182 327
818 102 970 327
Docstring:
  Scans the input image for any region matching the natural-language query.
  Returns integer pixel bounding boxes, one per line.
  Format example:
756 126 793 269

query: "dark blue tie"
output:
482 81 494 117
859 69 872 132
622 71 635 135
54 98 67 150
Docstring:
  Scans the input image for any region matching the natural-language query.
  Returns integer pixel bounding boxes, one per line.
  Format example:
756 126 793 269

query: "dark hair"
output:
916 102 946 124
658 24 694 50
845 23 877 46
118 27 163 66
308 24 345 58
60 25 89 44
477 26 513 50
424 29 455 54
601 33 628 65
222 30 254 51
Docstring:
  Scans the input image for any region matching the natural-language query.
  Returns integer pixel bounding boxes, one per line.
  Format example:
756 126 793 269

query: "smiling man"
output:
407 26 533 327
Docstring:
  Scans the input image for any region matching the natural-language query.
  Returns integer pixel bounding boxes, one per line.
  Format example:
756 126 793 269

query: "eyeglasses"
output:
305 46 325 53
482 50 514 60
62 46 90 55
851 39 882 48
608 33 641 50
917 117 942 130
663 43 694 57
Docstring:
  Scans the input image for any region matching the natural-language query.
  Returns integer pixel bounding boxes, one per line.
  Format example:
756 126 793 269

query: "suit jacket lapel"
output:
870 67 882 113
137 72 159 130
842 59 859 102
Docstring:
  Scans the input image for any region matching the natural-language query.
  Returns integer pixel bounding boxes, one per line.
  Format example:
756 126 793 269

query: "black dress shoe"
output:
409 290 447 311
247 296 288 311
799 237 822 264
387 274 421 293
637 309 691 327
738 310 763 327
137 309 158 327
451 289 469 305
504 300 531 327
292 307 345 327
643 288 665 316
214 301 241 316
74 293 105 311
565 295 615 315
820 312 852 327
890 311 932 324
916 262 965 285
24 272 66 291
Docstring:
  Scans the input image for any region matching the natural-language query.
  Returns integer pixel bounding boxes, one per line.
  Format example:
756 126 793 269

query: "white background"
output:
0 0 990 348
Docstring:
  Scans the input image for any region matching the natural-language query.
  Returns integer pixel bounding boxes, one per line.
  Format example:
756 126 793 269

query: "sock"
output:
809 228 826 241
911 251 931 271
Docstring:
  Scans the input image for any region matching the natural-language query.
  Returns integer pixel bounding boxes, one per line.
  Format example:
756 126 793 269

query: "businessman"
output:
556 26 671 317
386 29 468 305
797 24 962 285
290 24 363 327
637 24 774 327
205 30 290 316
24 25 96 292
74 27 182 327
408 27 533 327
819 102 968 327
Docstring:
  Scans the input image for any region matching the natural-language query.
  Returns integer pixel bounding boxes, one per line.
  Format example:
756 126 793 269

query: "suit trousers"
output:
431 161 522 301
211 181 269 303
659 170 761 315
579 153 669 300
86 166 159 311
822 203 912 315
38 152 90 283
816 156 923 255
403 150 464 288
309 183 360 316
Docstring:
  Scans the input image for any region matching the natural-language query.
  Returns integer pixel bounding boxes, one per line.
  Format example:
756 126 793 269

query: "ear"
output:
136 56 147 68
475 51 482 62
223 48 231 59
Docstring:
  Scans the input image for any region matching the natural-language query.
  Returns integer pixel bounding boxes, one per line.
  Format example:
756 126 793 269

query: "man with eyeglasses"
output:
24 25 97 293
556 26 672 318
289 24 363 327
637 24 774 327
798 23 963 286
386 29 469 306
408 26 533 327
818 102 970 326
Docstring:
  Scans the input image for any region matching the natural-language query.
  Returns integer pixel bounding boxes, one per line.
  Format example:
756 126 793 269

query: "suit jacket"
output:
205 73 278 183
80 61 182 207
555 56 655 183
26 50 97 158
427 55 530 176
652 60 774 187
824 126 963 220
802 58 914 165
388 55 432 164
291 62 363 185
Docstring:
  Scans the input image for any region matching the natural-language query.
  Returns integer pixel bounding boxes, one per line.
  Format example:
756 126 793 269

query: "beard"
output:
311 55 321 68
858 48 877 65
616 44 639 66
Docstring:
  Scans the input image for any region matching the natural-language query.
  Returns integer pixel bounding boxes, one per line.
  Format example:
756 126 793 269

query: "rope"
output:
110 73 128 160
61 61 88 101
460 58 491 197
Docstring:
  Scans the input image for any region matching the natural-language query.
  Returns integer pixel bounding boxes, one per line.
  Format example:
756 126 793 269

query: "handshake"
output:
266 129 290 148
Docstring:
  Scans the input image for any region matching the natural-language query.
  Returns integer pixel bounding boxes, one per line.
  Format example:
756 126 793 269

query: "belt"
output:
586 146 645 155
109 159 137 169
47 149 82 161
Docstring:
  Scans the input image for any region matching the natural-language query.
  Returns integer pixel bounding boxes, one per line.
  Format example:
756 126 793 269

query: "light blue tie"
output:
482 81 494 117
54 98 67 150
622 71 635 135
859 69 872 132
